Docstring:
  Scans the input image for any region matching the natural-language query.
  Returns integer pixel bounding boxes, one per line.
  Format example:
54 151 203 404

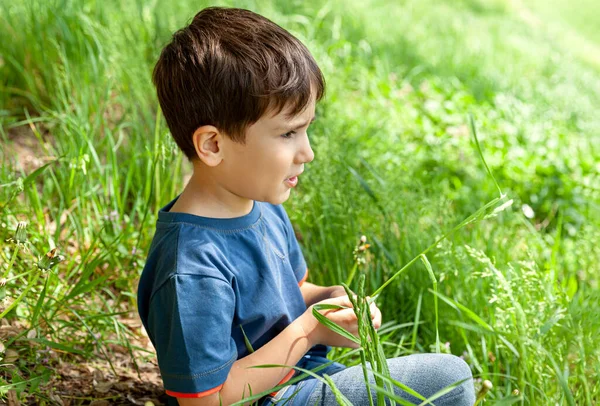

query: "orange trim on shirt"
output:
298 269 309 287
269 369 296 396
167 369 295 399
166 384 223 398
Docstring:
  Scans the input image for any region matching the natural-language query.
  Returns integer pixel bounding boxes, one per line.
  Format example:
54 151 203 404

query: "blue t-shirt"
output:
137 197 331 400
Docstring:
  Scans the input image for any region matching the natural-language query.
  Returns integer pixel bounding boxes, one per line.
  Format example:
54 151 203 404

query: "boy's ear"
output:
192 125 224 167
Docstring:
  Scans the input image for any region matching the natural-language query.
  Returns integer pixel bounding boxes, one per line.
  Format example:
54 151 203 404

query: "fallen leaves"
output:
0 313 167 405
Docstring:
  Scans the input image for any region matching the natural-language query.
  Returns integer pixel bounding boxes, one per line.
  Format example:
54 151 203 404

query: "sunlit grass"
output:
1 0 599 403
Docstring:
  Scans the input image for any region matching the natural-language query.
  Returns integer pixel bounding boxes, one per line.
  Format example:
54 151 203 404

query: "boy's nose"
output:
297 134 315 164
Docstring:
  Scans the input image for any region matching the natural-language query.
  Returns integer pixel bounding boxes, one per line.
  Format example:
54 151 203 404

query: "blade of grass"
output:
27 337 86 356
0 160 57 215
312 304 361 345
30 275 49 326
347 278 376 406
234 364 353 406
372 116 505 298
365 384 421 406
469 114 503 197
344 262 359 287
68 307 117 375
417 377 473 406
323 374 356 406
0 273 40 319
410 291 423 351
428 289 494 332
240 324 255 354
370 369 426 401
420 255 440 353
371 196 505 297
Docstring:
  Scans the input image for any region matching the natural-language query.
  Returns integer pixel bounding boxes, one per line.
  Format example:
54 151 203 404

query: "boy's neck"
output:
170 167 254 219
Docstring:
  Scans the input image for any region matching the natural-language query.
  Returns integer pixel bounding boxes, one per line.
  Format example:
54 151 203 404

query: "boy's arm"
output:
177 295 361 406
178 321 311 406
300 281 346 307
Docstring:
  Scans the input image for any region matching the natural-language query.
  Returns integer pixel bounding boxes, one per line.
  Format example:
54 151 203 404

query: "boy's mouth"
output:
285 176 298 188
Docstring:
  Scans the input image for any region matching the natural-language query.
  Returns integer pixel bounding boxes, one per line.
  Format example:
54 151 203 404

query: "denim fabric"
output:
260 352 347 406
263 353 475 406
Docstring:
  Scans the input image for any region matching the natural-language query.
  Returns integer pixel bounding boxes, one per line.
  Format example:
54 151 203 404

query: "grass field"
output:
1 0 599 403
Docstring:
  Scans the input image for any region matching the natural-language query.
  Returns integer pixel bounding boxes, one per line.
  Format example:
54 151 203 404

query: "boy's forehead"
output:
266 99 316 129
267 112 315 133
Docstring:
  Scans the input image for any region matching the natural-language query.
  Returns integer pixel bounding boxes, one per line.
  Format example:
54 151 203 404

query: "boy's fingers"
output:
373 308 382 329
369 302 379 317
326 295 352 305
366 301 382 328
336 308 358 321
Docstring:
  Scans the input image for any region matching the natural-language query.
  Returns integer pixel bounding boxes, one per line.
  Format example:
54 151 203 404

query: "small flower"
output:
521 204 535 219
131 247 137 255
437 341 452 354
352 234 372 270
5 221 28 245
103 210 119 222
37 248 66 272
476 380 493 400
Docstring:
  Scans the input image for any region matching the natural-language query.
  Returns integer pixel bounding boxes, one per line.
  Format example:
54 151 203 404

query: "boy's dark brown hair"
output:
152 7 326 159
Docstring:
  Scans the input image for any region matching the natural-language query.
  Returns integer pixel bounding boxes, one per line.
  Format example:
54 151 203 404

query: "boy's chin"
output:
259 189 292 206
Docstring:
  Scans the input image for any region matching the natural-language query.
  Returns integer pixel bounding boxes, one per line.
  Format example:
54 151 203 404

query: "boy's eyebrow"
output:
279 116 316 132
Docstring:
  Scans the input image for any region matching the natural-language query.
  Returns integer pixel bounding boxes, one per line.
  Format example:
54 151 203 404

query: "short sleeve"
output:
278 206 308 284
148 274 237 396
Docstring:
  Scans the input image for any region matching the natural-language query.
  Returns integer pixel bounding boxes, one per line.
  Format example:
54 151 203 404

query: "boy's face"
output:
218 96 316 206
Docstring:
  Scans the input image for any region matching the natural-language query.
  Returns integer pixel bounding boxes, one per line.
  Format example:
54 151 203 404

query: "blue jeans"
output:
262 353 475 405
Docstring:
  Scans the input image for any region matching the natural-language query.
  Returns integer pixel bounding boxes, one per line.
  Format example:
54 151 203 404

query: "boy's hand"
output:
327 285 347 299
296 295 382 349
299 295 360 348
326 286 382 330
367 296 382 331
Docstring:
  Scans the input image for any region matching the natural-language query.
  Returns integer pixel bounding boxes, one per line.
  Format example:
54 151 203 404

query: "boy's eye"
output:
281 131 296 139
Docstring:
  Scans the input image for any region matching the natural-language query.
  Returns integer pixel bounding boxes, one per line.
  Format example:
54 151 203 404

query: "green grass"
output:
1 0 599 403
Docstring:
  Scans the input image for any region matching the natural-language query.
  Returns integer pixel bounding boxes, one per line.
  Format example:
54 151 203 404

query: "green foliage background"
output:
1 0 599 403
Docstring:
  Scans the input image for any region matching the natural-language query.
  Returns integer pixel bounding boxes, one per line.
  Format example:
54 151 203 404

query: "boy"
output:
137 7 475 406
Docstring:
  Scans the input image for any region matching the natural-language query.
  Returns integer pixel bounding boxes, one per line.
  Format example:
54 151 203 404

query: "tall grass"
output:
1 0 599 403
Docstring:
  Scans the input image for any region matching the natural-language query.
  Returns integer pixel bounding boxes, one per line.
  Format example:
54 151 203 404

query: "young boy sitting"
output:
137 7 475 406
